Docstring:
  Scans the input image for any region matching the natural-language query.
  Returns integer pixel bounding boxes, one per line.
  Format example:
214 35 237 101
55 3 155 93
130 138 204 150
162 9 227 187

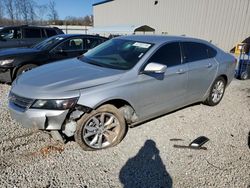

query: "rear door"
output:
137 42 188 119
182 42 218 102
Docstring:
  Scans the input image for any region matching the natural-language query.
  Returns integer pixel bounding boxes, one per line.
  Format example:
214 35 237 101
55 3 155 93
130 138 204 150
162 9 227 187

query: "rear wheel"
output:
75 104 126 151
16 64 37 78
205 76 226 106
240 71 248 80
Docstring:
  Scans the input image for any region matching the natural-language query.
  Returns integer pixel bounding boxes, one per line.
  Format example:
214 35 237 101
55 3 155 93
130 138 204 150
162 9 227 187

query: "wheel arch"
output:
94 98 138 124
96 98 135 111
12 62 38 79
218 74 228 86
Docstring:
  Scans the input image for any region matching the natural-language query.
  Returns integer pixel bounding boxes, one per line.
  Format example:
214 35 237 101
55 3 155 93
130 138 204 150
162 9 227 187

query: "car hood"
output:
0 48 41 58
11 58 125 99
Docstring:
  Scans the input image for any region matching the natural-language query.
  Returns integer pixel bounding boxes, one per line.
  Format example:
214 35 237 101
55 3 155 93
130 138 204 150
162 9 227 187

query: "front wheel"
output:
75 104 127 151
205 76 226 106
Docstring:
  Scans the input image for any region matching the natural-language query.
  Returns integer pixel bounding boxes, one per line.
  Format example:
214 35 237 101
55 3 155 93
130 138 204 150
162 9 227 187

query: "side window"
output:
23 28 42 38
148 42 181 67
0 28 21 39
46 29 57 37
55 38 83 51
183 42 214 62
84 38 102 50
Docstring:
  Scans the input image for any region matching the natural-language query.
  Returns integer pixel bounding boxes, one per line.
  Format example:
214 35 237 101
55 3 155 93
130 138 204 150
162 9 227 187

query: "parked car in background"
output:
0 25 64 50
8 35 236 151
0 34 108 83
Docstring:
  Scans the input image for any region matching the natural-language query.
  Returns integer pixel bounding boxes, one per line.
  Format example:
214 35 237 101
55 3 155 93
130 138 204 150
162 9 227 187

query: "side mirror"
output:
143 62 167 74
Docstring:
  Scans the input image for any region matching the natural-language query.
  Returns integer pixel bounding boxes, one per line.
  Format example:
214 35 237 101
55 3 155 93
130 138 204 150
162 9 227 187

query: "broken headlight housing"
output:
31 98 78 110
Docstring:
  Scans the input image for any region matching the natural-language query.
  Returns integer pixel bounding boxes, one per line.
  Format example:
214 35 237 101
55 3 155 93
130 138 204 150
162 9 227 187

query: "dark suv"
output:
0 25 64 50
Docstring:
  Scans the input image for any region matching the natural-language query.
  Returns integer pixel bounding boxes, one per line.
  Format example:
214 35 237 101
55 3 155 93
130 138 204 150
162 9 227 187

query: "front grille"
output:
9 92 34 110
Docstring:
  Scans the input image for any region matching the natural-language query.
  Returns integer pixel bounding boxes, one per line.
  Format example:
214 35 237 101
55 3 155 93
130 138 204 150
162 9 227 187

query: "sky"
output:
36 0 104 19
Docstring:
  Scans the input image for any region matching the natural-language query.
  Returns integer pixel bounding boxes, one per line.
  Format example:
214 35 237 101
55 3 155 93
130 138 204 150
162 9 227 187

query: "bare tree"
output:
48 0 58 22
0 0 4 20
90 15 94 26
5 0 15 24
28 0 37 24
18 0 29 23
37 4 48 23
83 15 92 26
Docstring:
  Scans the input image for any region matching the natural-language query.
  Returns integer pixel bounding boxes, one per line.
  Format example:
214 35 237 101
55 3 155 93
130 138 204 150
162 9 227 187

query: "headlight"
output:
31 98 78 110
0 59 14 66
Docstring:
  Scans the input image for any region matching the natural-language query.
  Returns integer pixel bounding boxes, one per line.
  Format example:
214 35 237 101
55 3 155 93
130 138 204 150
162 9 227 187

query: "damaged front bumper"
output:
9 101 69 130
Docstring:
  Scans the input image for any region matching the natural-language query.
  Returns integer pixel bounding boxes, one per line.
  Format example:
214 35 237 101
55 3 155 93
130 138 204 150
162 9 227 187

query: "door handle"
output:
176 69 186 74
207 63 212 68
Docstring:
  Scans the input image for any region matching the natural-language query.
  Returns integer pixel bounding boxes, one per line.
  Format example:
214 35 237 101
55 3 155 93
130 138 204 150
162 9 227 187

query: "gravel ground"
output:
0 79 249 188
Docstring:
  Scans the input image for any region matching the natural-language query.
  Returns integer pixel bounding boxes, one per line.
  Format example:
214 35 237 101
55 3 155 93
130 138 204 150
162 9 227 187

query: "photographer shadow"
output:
119 139 172 188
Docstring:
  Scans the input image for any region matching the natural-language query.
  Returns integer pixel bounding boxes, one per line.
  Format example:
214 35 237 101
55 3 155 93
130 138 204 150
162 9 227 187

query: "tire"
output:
16 64 37 78
240 71 248 80
205 76 226 106
75 104 127 151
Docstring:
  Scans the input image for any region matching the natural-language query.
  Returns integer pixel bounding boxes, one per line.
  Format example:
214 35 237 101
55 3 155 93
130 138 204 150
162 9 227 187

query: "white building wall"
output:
93 0 250 51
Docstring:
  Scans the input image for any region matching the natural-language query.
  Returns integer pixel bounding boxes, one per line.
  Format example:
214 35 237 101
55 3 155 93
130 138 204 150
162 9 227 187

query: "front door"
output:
136 42 188 120
0 27 21 49
49 38 84 62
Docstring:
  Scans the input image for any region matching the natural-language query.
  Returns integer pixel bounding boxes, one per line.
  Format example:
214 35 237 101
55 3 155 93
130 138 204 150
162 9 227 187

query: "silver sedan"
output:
8 35 236 150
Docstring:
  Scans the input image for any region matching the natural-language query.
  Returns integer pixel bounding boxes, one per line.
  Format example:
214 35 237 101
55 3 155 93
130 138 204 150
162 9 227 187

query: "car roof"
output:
0 25 60 30
54 34 108 39
118 35 210 45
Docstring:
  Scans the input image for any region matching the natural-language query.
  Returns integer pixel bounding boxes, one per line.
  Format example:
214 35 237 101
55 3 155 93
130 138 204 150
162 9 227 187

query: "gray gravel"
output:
0 80 249 188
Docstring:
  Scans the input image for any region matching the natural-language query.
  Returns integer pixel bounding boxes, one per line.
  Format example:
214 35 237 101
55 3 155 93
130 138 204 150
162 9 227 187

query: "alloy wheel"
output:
82 112 121 149
211 80 225 103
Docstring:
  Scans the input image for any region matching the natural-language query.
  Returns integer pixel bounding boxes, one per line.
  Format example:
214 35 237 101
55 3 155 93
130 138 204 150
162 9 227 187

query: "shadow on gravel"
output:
119 140 172 188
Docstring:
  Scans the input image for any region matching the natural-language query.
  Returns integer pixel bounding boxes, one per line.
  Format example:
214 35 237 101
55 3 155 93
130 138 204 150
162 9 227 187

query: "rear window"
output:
183 42 217 62
23 28 42 38
46 29 57 37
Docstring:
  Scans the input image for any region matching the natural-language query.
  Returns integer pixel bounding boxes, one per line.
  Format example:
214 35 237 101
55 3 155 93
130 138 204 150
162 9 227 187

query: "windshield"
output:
33 36 66 50
80 39 153 70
